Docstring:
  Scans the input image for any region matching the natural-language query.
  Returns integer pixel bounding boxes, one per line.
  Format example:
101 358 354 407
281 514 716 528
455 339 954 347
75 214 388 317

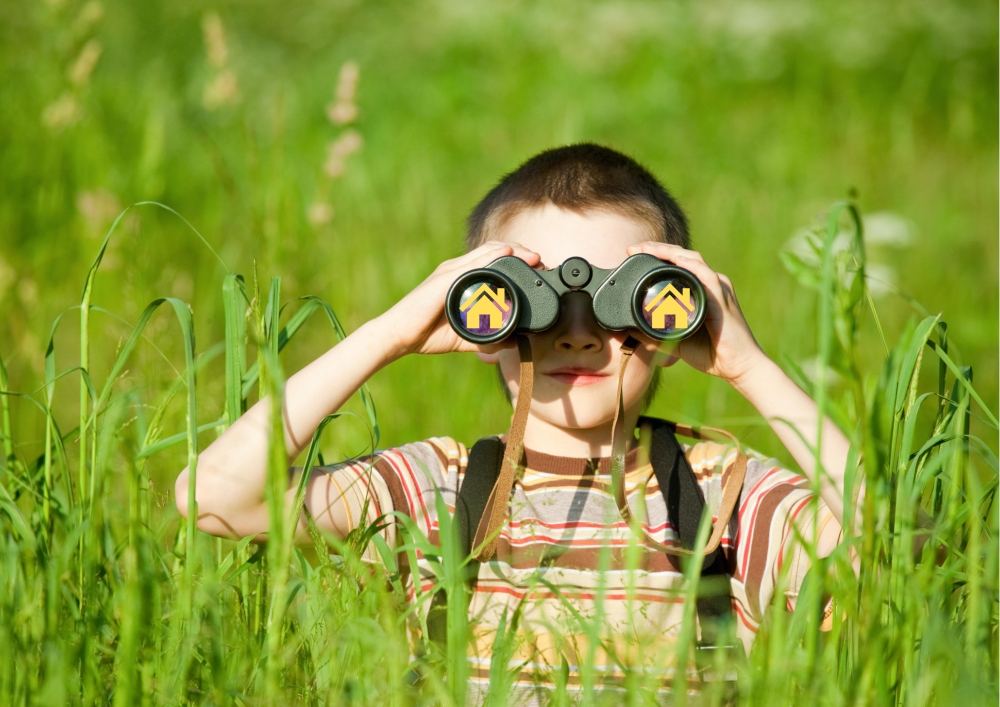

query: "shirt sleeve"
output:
725 446 843 636
364 436 467 544
309 436 467 553
305 455 396 561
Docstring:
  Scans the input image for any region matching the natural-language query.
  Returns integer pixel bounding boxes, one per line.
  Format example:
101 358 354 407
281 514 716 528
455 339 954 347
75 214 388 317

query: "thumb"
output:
660 352 681 368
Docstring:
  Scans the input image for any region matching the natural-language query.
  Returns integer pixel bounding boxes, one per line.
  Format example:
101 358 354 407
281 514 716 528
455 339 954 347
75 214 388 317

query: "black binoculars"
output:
445 253 706 344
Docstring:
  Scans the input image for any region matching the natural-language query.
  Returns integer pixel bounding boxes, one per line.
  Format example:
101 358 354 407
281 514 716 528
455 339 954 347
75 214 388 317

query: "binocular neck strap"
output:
610 339 747 558
610 336 641 523
472 335 533 560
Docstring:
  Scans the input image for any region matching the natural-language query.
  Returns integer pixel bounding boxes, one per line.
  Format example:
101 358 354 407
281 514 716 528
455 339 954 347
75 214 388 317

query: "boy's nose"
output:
552 292 603 353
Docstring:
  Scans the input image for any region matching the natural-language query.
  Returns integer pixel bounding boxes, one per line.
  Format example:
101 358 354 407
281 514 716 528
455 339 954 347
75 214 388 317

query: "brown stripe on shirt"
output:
740 474 799 615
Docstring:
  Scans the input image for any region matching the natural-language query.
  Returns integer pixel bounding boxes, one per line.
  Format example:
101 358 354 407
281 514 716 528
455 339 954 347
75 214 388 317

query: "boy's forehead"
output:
496 203 653 269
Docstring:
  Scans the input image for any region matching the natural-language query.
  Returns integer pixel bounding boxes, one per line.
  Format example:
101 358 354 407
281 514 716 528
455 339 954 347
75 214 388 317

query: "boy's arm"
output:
731 353 857 529
173 240 540 545
735 361 942 563
174 316 402 543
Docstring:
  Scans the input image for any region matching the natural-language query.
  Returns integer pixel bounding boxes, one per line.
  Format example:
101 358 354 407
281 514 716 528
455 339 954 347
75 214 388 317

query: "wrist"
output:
363 312 410 364
729 349 779 397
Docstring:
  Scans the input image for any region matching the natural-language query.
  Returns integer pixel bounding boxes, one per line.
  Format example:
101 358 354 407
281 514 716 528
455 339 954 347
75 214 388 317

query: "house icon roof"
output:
644 282 695 314
460 283 511 313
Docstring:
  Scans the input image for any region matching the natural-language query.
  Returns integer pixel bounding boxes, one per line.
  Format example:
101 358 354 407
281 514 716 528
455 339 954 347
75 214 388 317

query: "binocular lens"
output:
451 275 517 342
636 274 704 340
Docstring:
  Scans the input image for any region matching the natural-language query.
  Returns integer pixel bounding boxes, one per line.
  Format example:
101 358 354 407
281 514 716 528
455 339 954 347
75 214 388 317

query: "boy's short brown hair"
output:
467 143 689 412
466 143 690 251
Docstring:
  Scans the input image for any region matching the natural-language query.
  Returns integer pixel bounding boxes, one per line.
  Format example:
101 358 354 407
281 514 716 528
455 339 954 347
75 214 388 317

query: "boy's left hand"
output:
626 242 768 386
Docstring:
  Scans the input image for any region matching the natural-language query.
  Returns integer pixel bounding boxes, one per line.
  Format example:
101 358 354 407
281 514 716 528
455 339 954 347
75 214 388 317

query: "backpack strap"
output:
639 416 723 565
456 436 507 555
612 417 747 564
425 435 504 651
632 416 747 562
637 415 741 644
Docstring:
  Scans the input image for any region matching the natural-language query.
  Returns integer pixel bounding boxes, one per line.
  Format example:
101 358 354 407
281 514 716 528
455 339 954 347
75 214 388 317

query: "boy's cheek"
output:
493 349 522 380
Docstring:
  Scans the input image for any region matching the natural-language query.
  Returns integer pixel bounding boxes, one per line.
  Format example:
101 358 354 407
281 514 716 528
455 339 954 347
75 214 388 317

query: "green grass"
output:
0 1 997 704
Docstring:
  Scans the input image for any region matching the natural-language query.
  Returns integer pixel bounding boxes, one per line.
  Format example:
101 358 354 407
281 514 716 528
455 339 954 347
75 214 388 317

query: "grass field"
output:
0 1 997 704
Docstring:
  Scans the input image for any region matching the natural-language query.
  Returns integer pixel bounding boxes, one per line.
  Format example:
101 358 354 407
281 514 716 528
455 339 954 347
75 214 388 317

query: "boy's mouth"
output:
544 366 610 386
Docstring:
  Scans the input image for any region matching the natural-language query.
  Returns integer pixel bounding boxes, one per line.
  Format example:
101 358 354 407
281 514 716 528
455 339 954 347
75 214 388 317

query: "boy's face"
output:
479 203 677 434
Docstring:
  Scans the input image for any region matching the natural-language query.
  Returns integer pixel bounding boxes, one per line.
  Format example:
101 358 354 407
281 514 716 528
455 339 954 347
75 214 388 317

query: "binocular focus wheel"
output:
445 268 520 344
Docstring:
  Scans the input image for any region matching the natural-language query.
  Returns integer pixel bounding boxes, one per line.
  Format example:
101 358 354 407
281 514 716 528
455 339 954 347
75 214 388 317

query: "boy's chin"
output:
509 375 651 429
529 400 623 432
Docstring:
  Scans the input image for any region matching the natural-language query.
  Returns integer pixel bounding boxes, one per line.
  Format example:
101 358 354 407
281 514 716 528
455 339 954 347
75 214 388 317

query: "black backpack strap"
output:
639 416 727 568
426 436 505 652
639 415 734 646
456 436 507 555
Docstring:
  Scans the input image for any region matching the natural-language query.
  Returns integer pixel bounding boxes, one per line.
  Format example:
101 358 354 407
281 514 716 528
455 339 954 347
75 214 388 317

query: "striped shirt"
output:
321 433 841 704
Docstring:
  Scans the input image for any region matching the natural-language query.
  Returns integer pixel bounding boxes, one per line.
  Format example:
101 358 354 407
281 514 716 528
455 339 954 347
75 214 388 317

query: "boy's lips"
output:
543 366 611 386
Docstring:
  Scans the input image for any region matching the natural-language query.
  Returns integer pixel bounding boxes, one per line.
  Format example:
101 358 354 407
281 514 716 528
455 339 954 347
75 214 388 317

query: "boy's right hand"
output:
377 240 541 358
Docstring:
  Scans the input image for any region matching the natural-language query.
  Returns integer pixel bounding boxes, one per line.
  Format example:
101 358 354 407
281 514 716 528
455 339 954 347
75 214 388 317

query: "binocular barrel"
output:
445 253 706 344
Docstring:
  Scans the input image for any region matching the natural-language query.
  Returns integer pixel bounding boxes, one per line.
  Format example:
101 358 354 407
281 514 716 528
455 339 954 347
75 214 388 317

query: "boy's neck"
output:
519 409 642 458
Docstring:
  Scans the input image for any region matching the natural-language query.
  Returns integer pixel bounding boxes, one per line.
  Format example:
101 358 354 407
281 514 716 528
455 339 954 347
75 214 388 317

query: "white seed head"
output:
69 39 102 87
863 211 914 247
42 92 81 129
76 188 122 231
203 68 240 109
308 202 334 226
202 12 229 69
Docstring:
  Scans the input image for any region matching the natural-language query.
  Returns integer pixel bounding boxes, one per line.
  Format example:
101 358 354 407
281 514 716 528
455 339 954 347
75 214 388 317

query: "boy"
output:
175 144 851 702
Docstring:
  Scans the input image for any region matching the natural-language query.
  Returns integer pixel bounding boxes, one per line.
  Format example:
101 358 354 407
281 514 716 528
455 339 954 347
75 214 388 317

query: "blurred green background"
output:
1 0 996 486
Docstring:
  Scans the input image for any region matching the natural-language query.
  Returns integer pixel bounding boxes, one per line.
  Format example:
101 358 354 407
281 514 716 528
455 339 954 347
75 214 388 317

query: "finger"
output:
457 241 514 267
626 242 708 266
719 277 741 309
507 244 543 266
717 274 737 305
432 244 509 277
474 240 541 264
445 241 541 273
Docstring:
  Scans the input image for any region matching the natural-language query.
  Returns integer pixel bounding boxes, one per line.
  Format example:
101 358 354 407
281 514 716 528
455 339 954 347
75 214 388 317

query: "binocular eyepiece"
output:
445 253 706 344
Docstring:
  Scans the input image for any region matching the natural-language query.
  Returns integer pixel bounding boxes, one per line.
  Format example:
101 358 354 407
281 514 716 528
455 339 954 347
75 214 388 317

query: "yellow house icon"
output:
460 283 510 329
644 283 695 330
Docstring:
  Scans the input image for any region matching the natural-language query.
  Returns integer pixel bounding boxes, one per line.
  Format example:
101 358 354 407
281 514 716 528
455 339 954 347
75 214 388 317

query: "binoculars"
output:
445 253 707 344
